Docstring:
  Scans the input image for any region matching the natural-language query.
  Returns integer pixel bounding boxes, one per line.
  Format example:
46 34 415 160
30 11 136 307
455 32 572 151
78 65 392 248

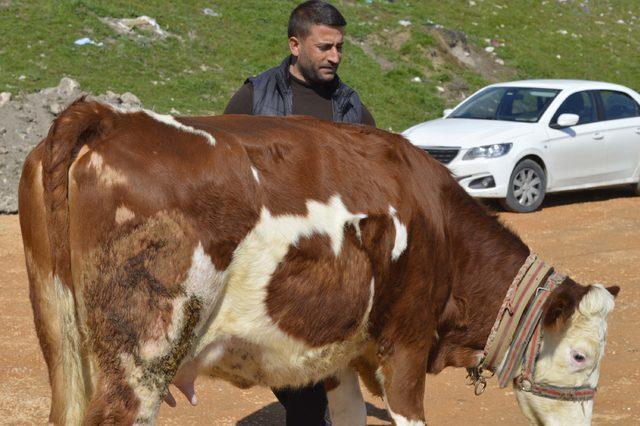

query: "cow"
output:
19 98 618 425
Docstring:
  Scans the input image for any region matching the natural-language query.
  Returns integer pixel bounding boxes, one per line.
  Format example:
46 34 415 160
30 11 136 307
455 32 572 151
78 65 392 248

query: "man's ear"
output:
288 36 301 56
542 281 589 332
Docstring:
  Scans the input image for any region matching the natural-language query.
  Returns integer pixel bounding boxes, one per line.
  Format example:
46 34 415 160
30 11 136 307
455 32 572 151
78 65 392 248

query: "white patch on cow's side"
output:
108 104 217 145
120 353 162 424
251 166 260 183
87 151 127 186
193 194 372 388
89 151 103 169
389 205 408 260
347 213 367 244
115 205 135 224
327 368 367 426
144 110 216 146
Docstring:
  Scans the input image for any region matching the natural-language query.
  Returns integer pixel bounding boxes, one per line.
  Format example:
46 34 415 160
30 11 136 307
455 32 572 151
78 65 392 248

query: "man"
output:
224 0 375 127
224 1 374 425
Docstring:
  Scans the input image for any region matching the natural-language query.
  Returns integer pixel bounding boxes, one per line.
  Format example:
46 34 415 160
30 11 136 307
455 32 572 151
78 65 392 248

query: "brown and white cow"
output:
19 98 618 425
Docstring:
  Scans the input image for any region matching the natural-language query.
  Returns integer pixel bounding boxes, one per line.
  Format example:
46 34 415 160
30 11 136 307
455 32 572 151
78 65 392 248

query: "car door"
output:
596 90 640 181
545 90 607 189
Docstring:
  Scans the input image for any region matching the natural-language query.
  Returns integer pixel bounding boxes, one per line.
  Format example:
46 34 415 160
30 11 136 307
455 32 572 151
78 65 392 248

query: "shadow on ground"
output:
236 402 391 425
481 186 636 213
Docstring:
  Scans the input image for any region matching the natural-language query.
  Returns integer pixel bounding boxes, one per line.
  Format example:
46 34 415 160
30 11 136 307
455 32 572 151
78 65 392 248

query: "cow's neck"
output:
427 196 530 373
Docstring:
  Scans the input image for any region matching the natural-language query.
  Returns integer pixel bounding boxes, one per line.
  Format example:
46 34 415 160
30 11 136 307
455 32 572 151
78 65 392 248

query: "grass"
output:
1 0 639 131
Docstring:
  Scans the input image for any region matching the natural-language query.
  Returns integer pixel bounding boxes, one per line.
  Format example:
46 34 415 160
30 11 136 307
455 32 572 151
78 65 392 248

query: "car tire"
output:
500 159 547 213
632 180 640 196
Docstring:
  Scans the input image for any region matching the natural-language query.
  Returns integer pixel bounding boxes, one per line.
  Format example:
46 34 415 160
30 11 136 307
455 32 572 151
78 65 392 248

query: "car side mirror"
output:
551 113 580 129
443 108 453 117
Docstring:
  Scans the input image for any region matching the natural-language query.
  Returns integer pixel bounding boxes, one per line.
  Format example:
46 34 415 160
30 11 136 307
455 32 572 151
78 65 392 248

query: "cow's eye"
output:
571 350 587 364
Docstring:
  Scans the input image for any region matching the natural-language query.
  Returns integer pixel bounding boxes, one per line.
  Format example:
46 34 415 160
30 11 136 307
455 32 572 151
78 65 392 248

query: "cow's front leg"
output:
326 368 367 426
377 344 427 426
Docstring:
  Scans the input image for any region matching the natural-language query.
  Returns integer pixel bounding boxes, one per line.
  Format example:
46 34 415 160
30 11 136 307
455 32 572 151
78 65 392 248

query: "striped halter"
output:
467 253 597 401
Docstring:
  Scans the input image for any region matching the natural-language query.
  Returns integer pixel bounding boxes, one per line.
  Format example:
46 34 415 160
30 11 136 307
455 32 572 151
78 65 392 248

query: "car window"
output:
599 90 640 120
551 91 597 126
450 87 559 122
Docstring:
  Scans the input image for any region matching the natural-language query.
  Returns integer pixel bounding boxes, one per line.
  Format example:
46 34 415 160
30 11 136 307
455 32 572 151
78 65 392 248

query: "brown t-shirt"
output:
224 73 376 126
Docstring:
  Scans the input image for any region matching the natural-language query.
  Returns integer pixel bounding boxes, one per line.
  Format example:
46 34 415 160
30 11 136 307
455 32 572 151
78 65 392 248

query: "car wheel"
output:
632 180 640 196
501 160 546 213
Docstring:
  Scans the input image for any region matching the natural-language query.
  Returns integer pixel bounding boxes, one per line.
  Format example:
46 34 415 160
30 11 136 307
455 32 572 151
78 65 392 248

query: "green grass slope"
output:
1 0 638 130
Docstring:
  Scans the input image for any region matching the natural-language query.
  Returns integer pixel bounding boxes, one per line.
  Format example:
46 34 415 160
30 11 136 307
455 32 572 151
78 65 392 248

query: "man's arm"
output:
223 82 253 115
361 104 376 127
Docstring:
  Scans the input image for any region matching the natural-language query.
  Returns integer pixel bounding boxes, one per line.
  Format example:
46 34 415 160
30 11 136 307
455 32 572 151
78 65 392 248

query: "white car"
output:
402 80 640 212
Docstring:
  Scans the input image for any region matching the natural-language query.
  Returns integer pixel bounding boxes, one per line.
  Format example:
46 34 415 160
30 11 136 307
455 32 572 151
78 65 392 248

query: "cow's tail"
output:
43 96 115 284
40 97 116 424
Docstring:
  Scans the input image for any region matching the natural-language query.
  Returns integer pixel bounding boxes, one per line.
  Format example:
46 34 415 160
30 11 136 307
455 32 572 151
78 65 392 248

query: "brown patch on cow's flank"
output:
266 229 372 347
83 210 197 352
80 210 203 422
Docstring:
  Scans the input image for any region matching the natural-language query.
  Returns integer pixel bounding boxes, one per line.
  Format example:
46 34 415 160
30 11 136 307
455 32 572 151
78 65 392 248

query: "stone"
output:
56 77 80 97
0 92 11 108
120 92 141 105
49 103 63 115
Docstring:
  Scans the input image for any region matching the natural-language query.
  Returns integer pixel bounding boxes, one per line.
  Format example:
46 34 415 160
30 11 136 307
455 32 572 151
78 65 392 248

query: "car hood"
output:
402 118 536 149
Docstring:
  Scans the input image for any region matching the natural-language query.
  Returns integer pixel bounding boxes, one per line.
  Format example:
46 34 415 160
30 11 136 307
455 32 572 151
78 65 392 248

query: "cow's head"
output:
514 282 619 425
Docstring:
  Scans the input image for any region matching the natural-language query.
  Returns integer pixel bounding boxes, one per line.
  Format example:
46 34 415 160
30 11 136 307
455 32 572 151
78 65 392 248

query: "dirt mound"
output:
0 78 142 213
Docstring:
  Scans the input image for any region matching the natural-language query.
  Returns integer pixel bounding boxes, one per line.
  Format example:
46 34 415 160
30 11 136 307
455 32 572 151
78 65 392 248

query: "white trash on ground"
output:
100 15 171 40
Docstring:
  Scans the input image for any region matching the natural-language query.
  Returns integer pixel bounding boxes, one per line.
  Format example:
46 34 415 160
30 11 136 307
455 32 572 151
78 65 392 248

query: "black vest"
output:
247 57 364 124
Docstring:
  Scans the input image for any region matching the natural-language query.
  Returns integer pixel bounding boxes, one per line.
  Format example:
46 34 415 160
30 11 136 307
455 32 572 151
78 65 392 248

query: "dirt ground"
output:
1 188 638 425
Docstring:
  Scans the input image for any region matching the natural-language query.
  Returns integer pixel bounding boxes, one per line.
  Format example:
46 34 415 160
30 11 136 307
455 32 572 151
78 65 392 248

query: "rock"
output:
56 77 80 97
105 90 119 101
0 92 11 108
49 103 63 115
120 92 141 105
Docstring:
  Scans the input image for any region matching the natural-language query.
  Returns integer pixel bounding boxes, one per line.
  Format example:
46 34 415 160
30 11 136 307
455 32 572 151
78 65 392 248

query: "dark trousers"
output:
273 382 330 426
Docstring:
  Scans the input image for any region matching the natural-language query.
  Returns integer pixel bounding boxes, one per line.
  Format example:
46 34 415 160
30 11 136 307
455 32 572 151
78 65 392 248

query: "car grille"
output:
421 147 460 164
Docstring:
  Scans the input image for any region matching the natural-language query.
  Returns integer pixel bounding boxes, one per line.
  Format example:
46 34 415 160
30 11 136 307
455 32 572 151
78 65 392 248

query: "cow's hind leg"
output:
377 345 427 426
20 158 90 424
80 212 223 424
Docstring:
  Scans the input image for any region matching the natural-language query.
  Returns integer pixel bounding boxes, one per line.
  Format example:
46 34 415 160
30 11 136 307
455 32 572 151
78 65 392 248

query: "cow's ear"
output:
606 285 620 298
542 281 589 332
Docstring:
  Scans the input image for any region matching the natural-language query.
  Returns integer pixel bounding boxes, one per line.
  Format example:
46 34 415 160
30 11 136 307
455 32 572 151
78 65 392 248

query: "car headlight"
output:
462 143 512 160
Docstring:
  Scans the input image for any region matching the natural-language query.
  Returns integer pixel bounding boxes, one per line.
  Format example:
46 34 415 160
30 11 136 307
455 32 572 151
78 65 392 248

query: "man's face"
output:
289 24 344 84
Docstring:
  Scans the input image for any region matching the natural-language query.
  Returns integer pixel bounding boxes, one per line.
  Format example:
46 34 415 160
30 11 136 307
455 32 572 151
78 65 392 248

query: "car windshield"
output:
449 87 560 122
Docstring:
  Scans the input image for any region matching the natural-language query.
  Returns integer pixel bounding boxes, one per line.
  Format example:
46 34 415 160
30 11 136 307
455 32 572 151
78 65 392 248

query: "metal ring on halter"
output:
474 378 487 396
518 378 533 392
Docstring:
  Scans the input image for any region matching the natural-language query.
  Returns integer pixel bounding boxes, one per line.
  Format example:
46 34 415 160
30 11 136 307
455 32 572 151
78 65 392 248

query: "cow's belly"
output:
173 275 374 390
199 327 370 389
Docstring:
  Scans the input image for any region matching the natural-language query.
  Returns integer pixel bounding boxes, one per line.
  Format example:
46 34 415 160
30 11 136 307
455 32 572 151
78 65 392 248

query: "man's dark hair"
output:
287 1 347 39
